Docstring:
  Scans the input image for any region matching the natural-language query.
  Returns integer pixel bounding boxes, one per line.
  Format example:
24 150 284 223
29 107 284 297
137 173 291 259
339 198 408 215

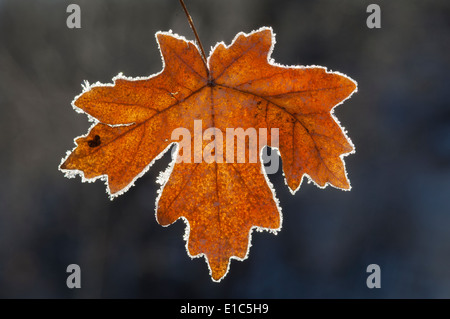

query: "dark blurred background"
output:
0 0 449 298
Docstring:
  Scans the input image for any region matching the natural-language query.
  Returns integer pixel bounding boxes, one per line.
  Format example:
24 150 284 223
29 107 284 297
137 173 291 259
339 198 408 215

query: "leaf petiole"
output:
178 0 210 78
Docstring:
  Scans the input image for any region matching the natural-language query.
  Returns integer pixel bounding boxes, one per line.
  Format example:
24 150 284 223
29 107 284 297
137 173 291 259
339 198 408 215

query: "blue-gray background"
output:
0 0 449 298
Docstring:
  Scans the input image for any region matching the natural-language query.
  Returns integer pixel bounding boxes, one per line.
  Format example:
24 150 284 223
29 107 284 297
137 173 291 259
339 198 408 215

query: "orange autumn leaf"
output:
59 27 357 282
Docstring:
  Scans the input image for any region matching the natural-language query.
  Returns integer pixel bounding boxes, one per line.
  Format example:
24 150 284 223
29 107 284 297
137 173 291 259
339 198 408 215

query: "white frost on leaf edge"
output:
59 26 357 283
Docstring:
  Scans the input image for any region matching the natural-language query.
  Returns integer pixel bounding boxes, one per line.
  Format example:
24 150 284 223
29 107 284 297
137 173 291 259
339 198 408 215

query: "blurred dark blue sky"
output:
0 0 449 298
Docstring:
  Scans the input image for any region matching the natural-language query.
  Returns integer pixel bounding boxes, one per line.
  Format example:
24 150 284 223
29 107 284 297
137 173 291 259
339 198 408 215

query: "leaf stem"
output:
178 0 210 78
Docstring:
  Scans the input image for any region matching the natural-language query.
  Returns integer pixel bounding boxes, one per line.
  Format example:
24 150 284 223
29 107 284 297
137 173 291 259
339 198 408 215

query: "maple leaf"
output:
59 27 357 281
